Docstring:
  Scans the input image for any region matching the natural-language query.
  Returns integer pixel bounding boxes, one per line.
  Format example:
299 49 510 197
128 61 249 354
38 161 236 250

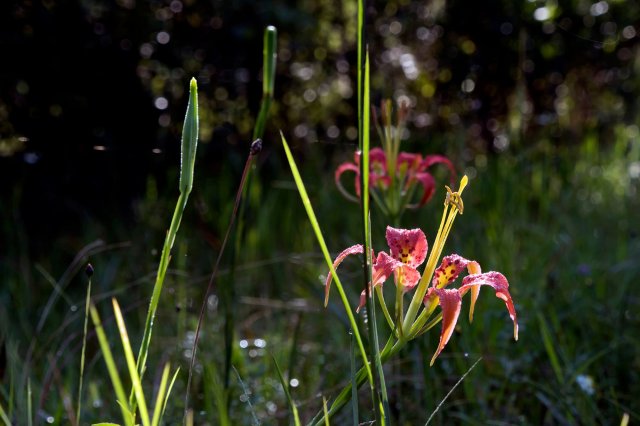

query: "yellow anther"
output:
444 185 464 214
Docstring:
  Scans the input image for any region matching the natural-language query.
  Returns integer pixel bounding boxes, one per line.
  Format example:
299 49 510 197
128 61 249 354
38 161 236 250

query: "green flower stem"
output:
375 286 395 333
408 297 440 339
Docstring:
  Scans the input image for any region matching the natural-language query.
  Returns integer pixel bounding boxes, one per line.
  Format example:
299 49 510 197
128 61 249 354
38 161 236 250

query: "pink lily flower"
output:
423 255 519 365
324 226 428 312
335 148 455 209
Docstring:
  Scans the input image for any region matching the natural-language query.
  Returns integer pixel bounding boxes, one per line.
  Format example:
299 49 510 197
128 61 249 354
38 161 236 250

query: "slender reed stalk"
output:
219 25 277 409
183 139 263 419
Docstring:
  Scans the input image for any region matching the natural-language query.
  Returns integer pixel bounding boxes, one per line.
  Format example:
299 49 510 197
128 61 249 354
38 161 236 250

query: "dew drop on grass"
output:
239 339 249 349
254 338 266 348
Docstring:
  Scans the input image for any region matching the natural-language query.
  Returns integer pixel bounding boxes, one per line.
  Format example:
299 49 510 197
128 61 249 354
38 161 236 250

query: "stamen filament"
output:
401 176 468 335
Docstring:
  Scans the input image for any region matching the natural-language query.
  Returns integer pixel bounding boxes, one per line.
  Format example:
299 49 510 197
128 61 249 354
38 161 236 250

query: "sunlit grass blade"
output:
150 363 175 426
161 367 180 422
76 264 93 424
89 303 135 426
359 50 389 424
0 402 9 426
112 298 150 426
253 25 277 140
280 133 372 386
271 354 300 426
136 78 199 396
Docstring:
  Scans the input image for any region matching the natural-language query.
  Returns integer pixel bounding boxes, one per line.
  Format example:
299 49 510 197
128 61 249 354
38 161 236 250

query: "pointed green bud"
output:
179 77 199 194
263 26 277 97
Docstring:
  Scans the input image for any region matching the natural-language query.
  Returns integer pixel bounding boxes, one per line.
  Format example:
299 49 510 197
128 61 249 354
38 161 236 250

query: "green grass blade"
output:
537 312 563 384
357 0 364 125
76 265 93 424
323 397 330 426
359 50 388 424
271 354 300 426
27 378 32 426
162 367 180 422
0 402 10 426
150 363 170 426
112 298 150 426
280 133 373 386
350 333 359 425
253 26 277 140
90 303 134 426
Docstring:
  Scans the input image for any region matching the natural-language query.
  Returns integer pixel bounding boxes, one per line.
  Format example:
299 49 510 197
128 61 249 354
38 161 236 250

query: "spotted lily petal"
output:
395 264 421 292
356 252 403 313
372 251 403 284
386 226 428 268
460 271 519 340
432 254 471 288
324 244 364 307
427 287 462 366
